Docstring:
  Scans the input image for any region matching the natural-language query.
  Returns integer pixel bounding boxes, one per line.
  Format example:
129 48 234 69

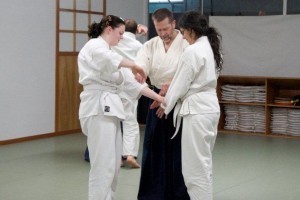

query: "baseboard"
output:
0 129 81 145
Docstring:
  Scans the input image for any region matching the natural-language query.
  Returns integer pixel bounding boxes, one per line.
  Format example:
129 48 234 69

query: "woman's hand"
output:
150 95 164 109
132 65 147 83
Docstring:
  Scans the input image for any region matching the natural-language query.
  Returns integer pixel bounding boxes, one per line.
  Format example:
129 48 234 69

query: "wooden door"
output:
55 0 106 132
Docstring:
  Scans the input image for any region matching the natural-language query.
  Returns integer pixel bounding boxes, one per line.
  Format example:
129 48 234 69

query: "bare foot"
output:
120 159 124 167
126 156 140 168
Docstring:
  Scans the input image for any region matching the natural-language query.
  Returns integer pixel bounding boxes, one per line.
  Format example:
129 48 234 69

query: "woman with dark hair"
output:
159 11 223 200
78 15 160 200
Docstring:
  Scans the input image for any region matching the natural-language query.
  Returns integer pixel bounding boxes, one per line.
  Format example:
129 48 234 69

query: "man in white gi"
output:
112 19 147 168
135 8 190 200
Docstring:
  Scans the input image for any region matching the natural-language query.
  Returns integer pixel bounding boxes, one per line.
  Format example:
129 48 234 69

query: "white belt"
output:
83 84 119 93
171 102 182 139
170 90 217 139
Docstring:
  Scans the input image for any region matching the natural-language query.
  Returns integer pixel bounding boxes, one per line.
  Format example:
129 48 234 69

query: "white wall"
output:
0 0 56 141
107 0 148 42
0 0 148 141
210 15 300 77
107 0 148 25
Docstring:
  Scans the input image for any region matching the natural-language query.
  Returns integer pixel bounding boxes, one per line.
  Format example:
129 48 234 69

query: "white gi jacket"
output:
111 32 146 157
112 32 146 102
112 32 143 61
78 37 125 121
135 30 188 89
164 36 220 134
111 32 146 121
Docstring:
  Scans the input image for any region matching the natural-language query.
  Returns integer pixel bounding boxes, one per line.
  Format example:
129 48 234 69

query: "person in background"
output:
112 19 148 168
78 15 162 200
158 11 223 200
134 8 190 200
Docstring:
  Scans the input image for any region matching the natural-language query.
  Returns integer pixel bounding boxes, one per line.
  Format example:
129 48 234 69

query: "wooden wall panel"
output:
55 0 105 133
56 55 82 132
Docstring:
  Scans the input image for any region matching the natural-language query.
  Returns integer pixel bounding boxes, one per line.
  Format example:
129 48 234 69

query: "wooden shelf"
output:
218 129 265 136
219 129 300 139
219 101 265 106
267 104 300 109
217 75 300 138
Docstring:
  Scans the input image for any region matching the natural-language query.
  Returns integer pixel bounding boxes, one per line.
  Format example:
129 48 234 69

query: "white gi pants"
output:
122 99 139 157
80 114 122 200
181 113 219 200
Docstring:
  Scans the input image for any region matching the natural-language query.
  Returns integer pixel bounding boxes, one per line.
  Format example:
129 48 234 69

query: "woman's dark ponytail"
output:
178 11 223 73
88 22 102 39
207 27 223 73
87 15 125 39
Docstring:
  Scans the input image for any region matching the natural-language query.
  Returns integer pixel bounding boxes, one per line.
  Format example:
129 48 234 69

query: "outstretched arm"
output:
149 80 171 109
119 58 147 83
140 87 164 103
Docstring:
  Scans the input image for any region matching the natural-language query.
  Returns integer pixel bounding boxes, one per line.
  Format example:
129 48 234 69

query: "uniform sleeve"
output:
121 68 147 99
92 47 123 74
164 52 199 115
134 42 151 76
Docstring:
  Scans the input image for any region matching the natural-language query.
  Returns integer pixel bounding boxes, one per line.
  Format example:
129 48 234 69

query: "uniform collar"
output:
98 36 110 48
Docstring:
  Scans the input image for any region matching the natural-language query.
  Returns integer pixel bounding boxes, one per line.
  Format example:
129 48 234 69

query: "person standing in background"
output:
159 11 223 200
135 8 190 200
112 19 148 168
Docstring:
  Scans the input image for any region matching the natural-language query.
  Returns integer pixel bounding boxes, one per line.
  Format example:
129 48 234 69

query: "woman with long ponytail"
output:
160 11 223 200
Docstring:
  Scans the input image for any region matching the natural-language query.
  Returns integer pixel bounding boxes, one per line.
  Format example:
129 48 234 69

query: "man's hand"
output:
150 81 170 109
156 106 166 119
137 24 148 36
160 81 171 96
150 100 160 109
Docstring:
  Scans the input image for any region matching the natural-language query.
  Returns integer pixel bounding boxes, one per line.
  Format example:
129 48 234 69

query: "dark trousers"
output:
137 88 190 200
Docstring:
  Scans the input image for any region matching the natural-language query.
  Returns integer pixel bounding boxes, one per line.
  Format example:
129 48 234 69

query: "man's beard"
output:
161 31 174 43
162 35 172 42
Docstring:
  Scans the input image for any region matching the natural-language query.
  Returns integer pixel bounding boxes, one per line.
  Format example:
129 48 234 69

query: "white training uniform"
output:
135 30 188 89
78 36 125 200
164 36 220 200
112 32 145 158
135 30 190 200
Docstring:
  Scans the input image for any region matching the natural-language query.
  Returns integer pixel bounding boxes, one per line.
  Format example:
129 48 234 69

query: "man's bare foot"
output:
126 156 140 168
120 159 124 167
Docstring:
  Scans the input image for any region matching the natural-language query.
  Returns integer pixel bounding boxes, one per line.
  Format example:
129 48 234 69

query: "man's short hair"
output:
125 19 138 34
152 8 174 23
